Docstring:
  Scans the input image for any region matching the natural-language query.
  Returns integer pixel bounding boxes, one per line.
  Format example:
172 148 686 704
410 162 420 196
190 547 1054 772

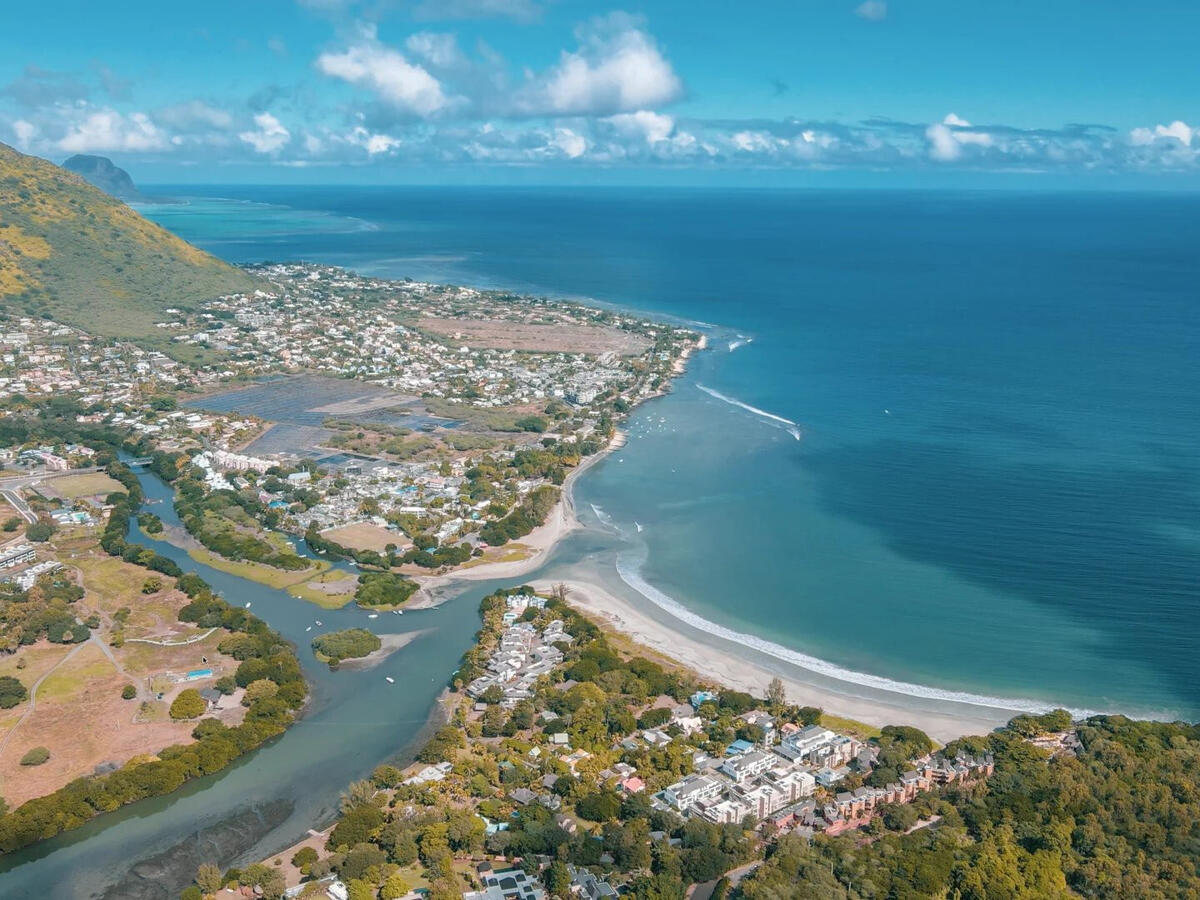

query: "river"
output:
0 467 501 899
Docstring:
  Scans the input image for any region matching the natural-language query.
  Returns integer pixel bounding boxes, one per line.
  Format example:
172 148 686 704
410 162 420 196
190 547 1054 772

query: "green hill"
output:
0 141 255 340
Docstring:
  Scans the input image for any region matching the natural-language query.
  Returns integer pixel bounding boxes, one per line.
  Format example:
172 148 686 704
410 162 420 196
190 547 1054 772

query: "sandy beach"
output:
334 630 429 669
532 578 1012 744
407 428 625 605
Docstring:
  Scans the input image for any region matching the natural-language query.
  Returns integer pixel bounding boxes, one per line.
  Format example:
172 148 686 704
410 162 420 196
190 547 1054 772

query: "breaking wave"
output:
697 384 803 440
612 553 1100 717
728 337 753 352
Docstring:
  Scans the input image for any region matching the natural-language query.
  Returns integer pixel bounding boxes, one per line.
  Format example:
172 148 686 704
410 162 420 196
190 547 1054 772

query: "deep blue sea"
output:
141 186 1200 723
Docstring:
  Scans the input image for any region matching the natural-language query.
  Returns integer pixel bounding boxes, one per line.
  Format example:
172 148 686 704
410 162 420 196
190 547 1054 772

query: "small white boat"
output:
635 522 643 532
315 620 323 626
244 602 251 608
305 626 311 632
367 613 379 619
385 676 395 684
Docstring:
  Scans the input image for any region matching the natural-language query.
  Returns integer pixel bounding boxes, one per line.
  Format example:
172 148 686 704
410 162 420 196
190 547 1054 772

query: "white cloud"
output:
1130 120 1194 146
12 119 36 147
239 112 290 153
552 127 587 158
607 110 674 144
925 123 960 161
317 25 455 117
58 109 167 153
405 32 465 70
516 14 682 116
926 114 993 161
157 99 234 131
855 1 888 22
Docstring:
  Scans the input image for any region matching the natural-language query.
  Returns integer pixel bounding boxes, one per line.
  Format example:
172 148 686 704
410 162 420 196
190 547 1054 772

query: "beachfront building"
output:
662 775 725 812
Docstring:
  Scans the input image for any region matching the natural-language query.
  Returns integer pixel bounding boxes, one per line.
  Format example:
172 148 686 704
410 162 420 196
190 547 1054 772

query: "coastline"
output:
536 578 1011 744
406 427 626 605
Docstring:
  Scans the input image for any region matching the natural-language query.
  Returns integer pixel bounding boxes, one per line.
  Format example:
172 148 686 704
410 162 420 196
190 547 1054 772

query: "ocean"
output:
140 185 1200 722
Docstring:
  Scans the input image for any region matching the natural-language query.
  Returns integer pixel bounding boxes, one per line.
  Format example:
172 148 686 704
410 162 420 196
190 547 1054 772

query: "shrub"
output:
19 747 49 766
169 689 207 720
121 684 136 700
0 676 28 709
311 628 381 663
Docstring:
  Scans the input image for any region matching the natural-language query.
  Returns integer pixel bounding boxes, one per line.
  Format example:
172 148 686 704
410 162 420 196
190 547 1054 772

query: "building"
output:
0 544 35 569
567 865 618 900
662 775 724 811
464 868 546 900
719 749 776 783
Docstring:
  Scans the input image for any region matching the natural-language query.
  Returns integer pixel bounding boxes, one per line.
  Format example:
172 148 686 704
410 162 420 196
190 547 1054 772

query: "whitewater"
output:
697 384 802 440
612 549 1101 719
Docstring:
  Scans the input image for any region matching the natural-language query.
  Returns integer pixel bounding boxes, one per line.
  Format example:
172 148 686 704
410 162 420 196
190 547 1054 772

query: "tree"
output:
766 677 786 707
381 871 412 900
25 520 55 542
170 689 207 720
291 846 319 873
242 678 279 706
340 779 376 813
544 861 572 898
181 888 202 900
141 576 163 594
196 862 223 894
121 684 136 700
0 675 28 709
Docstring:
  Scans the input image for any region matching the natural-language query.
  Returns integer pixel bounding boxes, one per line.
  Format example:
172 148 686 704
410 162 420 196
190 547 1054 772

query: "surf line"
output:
612 552 1101 718
697 384 802 440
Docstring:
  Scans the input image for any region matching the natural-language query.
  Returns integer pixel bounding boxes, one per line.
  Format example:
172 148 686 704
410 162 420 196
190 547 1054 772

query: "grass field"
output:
189 547 329 589
287 570 358 609
38 643 117 700
320 522 411 553
49 472 124 499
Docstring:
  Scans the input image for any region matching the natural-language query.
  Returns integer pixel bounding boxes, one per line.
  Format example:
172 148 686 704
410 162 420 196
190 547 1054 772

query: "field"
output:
189 547 329 589
418 316 652 355
320 522 412 554
287 570 358 609
47 472 124 500
0 543 241 806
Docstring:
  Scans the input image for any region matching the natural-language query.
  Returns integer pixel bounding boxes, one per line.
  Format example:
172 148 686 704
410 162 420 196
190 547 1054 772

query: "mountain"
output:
61 154 142 200
0 142 255 341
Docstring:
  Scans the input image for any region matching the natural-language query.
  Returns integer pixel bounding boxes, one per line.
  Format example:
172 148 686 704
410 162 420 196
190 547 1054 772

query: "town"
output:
213 587 1013 900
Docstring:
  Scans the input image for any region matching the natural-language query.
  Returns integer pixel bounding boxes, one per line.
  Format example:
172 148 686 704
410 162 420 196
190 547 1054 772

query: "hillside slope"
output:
0 142 254 339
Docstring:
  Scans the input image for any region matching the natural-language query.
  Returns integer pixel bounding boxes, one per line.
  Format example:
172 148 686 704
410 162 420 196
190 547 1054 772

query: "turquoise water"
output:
132 186 1198 723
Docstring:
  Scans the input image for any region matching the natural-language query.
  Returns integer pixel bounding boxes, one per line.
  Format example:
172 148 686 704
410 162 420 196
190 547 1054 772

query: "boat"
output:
305 626 311 632
244 602 251 608
367 613 379 619
385 676 395 684
315 620 323 626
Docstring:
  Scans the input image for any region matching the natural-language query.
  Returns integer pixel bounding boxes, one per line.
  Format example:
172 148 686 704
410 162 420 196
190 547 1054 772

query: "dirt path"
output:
0 638 92 760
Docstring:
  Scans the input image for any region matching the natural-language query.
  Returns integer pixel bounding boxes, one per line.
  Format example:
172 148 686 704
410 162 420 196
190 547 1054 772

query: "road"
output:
0 466 104 524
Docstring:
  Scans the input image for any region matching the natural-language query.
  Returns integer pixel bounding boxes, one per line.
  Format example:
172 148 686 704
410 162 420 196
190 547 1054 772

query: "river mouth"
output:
0 466 492 900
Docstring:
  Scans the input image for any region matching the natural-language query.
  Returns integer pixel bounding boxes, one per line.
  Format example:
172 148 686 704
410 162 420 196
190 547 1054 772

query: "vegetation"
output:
169 689 207 720
354 572 419 608
18 747 49 767
0 675 29 709
312 628 382 664
0 141 254 341
478 485 559 547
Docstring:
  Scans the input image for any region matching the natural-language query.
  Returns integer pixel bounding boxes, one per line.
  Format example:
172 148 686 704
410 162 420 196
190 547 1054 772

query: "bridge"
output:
126 457 153 469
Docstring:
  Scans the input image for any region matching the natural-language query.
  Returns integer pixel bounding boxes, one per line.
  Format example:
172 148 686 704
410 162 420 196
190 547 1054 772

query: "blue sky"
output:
2 0 1199 185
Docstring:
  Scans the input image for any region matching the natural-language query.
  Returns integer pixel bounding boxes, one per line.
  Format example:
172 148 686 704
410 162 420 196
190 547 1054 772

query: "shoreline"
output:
536 578 1012 743
406 426 626 605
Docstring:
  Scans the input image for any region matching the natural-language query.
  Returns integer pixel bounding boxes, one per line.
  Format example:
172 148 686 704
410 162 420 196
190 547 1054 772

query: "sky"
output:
2 0 1199 186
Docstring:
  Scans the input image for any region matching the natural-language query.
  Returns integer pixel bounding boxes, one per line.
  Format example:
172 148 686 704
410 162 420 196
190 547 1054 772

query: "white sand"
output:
533 578 1011 744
